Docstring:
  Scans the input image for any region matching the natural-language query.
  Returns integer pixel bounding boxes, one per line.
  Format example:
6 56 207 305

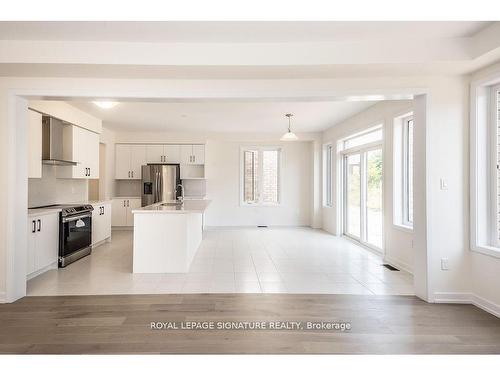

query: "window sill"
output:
471 244 500 259
240 203 281 208
393 224 413 233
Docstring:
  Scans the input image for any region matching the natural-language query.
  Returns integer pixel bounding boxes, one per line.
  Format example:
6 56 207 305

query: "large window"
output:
402 115 414 226
471 80 500 257
241 147 281 205
341 126 383 250
324 144 333 207
393 112 414 230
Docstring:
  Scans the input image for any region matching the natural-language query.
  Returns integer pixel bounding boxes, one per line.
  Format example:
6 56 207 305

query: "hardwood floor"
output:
1 293 499 354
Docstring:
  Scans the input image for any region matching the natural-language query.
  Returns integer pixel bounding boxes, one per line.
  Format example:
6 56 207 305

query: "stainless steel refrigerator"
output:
141 164 181 206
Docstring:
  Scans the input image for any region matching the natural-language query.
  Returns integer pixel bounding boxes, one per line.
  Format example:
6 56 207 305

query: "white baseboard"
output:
382 255 413 275
434 292 500 318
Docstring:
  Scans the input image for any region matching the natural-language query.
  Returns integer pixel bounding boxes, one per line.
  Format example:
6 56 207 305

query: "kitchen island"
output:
131 200 210 273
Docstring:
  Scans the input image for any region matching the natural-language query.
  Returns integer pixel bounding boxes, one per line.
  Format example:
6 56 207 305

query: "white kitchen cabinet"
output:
146 144 180 163
27 213 59 279
92 202 112 246
181 144 205 165
112 198 141 226
115 144 146 180
164 145 181 163
57 125 100 179
28 109 42 178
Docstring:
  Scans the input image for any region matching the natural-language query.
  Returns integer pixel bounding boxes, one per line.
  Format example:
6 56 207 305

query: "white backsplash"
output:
115 180 142 197
182 179 206 197
28 165 88 207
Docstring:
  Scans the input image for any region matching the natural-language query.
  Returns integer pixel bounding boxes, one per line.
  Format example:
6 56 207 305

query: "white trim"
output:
0 291 5 304
393 223 414 233
26 262 58 281
470 76 500 257
433 292 500 318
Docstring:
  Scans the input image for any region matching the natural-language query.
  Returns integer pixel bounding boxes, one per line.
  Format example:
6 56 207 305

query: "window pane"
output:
366 148 383 248
326 145 332 206
262 150 279 203
497 90 500 240
344 128 383 150
407 119 414 223
345 153 361 238
243 150 259 203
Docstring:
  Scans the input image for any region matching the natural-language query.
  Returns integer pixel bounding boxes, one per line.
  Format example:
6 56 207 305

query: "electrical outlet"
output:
441 258 449 270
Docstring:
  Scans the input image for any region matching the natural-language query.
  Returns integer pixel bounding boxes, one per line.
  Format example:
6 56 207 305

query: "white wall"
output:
322 100 415 273
204 139 311 227
109 129 314 227
28 165 88 207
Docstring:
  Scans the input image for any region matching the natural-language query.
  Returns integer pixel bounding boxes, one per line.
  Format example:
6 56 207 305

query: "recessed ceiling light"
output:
93 101 118 109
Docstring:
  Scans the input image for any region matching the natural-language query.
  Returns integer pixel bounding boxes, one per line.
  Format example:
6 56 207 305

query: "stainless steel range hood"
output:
42 116 77 166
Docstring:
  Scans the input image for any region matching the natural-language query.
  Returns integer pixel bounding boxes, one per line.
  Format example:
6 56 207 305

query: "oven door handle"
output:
62 213 92 223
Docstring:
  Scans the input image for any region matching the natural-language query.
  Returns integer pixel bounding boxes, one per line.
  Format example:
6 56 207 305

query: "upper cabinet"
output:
180 144 205 165
116 143 205 179
146 144 180 164
28 109 42 178
116 144 146 179
56 125 100 179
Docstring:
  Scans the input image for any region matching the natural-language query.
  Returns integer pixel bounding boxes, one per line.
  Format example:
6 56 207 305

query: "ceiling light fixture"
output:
93 101 118 109
280 113 298 141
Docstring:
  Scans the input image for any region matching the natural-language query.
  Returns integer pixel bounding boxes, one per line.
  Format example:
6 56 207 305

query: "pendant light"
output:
280 113 298 141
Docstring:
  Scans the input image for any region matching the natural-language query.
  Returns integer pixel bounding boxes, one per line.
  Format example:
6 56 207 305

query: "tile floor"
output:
27 227 414 296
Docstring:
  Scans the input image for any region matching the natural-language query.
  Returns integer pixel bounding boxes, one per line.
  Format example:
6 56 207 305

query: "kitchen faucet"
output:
177 184 185 203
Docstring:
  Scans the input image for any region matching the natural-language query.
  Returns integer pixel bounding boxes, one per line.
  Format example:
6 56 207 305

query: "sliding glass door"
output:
343 146 383 250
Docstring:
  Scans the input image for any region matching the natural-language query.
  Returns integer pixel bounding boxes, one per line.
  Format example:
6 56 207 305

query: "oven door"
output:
60 213 92 259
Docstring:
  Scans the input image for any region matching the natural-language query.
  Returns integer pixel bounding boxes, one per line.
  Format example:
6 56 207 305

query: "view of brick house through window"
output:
242 148 280 205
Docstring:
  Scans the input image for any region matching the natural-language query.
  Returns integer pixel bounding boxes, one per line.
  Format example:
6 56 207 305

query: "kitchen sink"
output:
161 202 183 207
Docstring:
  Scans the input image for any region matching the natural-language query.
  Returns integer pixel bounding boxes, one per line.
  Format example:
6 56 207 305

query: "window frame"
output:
470 76 500 258
402 115 414 227
323 144 333 207
240 146 282 207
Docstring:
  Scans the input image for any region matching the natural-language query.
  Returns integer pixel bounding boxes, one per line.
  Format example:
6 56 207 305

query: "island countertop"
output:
132 199 210 214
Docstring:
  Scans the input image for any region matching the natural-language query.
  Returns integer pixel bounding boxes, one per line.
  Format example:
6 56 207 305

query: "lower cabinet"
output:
112 198 141 227
92 202 112 246
27 213 59 279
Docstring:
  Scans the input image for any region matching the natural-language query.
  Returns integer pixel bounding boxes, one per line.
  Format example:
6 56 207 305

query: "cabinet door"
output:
146 144 164 163
27 219 37 275
111 199 127 226
126 198 142 226
91 205 102 245
28 110 42 178
86 130 100 179
71 126 89 179
115 144 131 179
192 145 205 165
180 145 193 164
36 214 59 270
164 145 181 163
102 203 112 239
129 145 147 180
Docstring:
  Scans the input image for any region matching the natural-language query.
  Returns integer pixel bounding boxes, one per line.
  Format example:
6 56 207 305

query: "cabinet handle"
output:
123 200 126 207
89 168 91 176
193 155 195 163
132 171 134 178
37 219 41 232
127 200 130 207
32 220 36 233
128 171 131 178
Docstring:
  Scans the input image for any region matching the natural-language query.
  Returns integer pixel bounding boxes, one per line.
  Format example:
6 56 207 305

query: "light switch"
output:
440 178 448 190
441 258 449 270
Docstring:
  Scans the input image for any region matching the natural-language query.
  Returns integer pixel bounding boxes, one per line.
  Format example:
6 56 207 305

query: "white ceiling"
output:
68 100 377 133
0 21 490 43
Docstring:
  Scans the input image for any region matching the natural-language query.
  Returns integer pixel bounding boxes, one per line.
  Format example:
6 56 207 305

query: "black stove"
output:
31 204 95 267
